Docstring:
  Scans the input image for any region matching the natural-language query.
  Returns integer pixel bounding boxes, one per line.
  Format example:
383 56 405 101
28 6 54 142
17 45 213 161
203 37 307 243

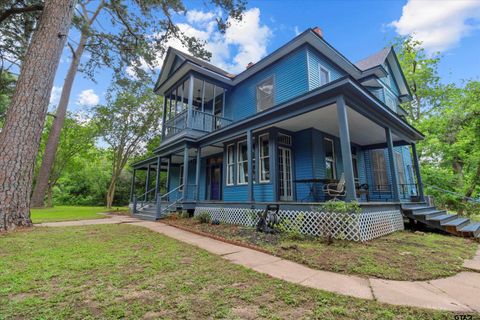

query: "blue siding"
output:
223 184 274 202
380 61 400 96
225 48 309 121
307 46 346 91
293 130 313 201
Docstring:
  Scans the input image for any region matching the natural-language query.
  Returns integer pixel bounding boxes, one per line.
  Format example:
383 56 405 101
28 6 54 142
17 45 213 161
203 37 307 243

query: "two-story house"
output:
129 27 429 239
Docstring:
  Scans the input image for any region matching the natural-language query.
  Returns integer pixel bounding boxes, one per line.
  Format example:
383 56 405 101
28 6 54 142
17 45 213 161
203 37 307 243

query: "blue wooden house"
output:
129 27 433 240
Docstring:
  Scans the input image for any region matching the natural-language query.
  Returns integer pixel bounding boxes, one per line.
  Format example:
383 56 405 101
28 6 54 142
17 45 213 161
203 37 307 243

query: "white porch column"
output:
386 128 400 201
336 95 356 202
182 146 189 200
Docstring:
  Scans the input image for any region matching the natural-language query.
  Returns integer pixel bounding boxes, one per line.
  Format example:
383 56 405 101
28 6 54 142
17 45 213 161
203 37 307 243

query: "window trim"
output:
256 75 275 112
324 137 336 180
258 134 270 183
318 64 330 86
226 144 235 186
237 140 248 185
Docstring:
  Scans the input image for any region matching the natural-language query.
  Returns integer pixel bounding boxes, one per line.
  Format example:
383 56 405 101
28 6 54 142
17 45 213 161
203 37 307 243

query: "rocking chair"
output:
322 173 346 199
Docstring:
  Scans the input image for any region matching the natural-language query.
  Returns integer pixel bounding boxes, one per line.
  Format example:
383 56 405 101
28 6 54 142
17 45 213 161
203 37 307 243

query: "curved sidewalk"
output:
38 217 480 313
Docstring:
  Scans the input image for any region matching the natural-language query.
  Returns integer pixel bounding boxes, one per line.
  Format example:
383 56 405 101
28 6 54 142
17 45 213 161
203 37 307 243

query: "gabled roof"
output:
356 46 412 101
355 47 391 71
154 28 410 101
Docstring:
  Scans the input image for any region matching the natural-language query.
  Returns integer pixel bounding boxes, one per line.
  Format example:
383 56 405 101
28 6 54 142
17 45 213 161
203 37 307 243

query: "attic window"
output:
256 76 274 111
319 65 330 86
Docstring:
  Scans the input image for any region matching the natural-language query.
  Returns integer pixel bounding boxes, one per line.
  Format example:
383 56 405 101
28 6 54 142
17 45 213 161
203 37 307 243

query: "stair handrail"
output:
427 185 480 204
133 187 156 213
159 184 184 202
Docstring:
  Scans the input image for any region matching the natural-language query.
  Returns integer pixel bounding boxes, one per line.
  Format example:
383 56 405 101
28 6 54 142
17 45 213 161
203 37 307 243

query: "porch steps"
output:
133 203 183 221
401 203 480 240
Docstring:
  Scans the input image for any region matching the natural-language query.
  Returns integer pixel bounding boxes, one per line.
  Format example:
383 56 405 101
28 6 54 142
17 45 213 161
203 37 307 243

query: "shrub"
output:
277 214 305 240
196 212 211 224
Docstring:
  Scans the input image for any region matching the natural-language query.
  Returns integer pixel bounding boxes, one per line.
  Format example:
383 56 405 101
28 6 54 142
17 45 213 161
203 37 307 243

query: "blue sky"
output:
51 0 480 114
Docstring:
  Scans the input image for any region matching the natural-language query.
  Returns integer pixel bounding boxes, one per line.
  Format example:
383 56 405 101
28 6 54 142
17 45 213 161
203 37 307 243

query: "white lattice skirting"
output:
194 207 404 242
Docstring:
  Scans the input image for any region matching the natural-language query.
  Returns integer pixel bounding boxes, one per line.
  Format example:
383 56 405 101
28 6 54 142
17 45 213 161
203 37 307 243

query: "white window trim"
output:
226 144 235 186
258 134 270 183
237 140 248 185
318 64 330 86
256 75 275 112
324 137 336 179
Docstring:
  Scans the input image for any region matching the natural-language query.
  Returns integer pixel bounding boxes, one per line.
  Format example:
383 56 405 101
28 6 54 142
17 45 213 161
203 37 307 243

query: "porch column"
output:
145 164 151 202
247 129 254 203
187 74 194 128
270 130 278 202
385 127 400 201
161 96 167 139
195 147 201 201
155 156 162 199
166 156 171 201
336 95 356 201
182 146 189 200
411 143 425 201
130 169 136 202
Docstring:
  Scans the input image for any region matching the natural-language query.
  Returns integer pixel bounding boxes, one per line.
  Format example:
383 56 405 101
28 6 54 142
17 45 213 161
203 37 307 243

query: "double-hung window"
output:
237 141 248 184
372 150 388 191
256 76 274 111
259 134 270 183
226 144 235 186
324 138 336 179
319 65 330 86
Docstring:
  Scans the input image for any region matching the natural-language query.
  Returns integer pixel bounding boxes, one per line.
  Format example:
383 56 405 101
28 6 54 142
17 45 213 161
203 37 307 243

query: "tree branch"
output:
0 4 44 24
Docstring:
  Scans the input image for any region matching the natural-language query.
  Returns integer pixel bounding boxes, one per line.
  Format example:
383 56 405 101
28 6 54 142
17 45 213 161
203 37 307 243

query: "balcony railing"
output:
164 108 232 139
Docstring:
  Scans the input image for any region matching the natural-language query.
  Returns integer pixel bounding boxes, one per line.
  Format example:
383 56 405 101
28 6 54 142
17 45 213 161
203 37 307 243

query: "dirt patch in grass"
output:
167 217 478 281
0 224 455 319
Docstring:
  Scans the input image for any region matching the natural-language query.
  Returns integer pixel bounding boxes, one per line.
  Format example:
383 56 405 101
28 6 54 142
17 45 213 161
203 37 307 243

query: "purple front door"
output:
206 157 222 200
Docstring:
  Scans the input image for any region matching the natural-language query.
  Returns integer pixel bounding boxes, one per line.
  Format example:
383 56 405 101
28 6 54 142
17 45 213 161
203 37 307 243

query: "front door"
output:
206 157 222 200
278 146 293 201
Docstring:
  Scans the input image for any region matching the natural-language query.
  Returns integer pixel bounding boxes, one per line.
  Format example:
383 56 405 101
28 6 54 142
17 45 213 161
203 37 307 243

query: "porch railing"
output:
163 108 232 139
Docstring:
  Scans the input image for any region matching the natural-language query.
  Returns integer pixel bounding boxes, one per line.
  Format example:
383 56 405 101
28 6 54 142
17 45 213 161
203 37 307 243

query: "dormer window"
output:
256 76 274 112
319 65 330 86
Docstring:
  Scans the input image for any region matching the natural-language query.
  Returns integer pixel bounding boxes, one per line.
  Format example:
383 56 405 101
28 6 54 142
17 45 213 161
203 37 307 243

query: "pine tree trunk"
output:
0 0 75 231
30 31 88 208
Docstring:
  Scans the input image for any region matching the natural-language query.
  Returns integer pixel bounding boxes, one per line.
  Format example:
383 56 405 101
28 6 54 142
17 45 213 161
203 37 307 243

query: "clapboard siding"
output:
307 46 347 91
225 47 309 121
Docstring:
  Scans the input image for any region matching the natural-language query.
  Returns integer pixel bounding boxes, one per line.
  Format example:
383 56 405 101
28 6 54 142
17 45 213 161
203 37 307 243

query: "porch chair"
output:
322 173 346 199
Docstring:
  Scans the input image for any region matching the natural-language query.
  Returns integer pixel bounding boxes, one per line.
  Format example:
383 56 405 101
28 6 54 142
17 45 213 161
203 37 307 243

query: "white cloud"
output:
76 89 99 106
186 10 216 24
390 0 480 53
127 7 272 76
49 86 62 106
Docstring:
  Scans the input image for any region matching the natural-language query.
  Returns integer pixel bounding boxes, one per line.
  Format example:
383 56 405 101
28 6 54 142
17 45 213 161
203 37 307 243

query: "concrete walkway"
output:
37 217 480 313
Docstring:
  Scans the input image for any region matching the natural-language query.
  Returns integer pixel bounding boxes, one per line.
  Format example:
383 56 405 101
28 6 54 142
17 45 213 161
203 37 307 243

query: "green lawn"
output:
168 218 477 281
30 206 129 223
0 224 452 319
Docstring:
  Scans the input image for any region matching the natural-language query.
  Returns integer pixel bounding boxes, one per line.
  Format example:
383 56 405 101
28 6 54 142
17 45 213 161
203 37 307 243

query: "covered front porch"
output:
130 94 424 220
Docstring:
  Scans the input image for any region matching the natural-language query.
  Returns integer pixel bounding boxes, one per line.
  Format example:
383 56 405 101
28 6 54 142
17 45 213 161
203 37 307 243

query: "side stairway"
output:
401 203 480 240
132 201 182 221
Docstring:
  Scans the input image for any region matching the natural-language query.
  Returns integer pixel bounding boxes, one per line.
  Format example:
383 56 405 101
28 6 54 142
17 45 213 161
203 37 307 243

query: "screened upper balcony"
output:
162 75 232 140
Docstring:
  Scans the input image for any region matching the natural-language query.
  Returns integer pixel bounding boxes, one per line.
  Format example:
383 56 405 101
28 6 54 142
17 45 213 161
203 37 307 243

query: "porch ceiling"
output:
273 104 402 146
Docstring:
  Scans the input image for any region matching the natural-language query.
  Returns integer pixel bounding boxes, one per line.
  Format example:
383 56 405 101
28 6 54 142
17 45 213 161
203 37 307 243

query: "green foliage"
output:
196 212 211 224
394 36 480 215
0 71 16 127
277 214 305 240
320 200 362 214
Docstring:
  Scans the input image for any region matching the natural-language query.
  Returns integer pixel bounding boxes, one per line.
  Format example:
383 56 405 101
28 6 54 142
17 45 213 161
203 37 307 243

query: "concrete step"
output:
459 222 480 237
413 209 446 218
441 217 470 228
133 213 157 221
401 202 427 209
427 214 458 223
